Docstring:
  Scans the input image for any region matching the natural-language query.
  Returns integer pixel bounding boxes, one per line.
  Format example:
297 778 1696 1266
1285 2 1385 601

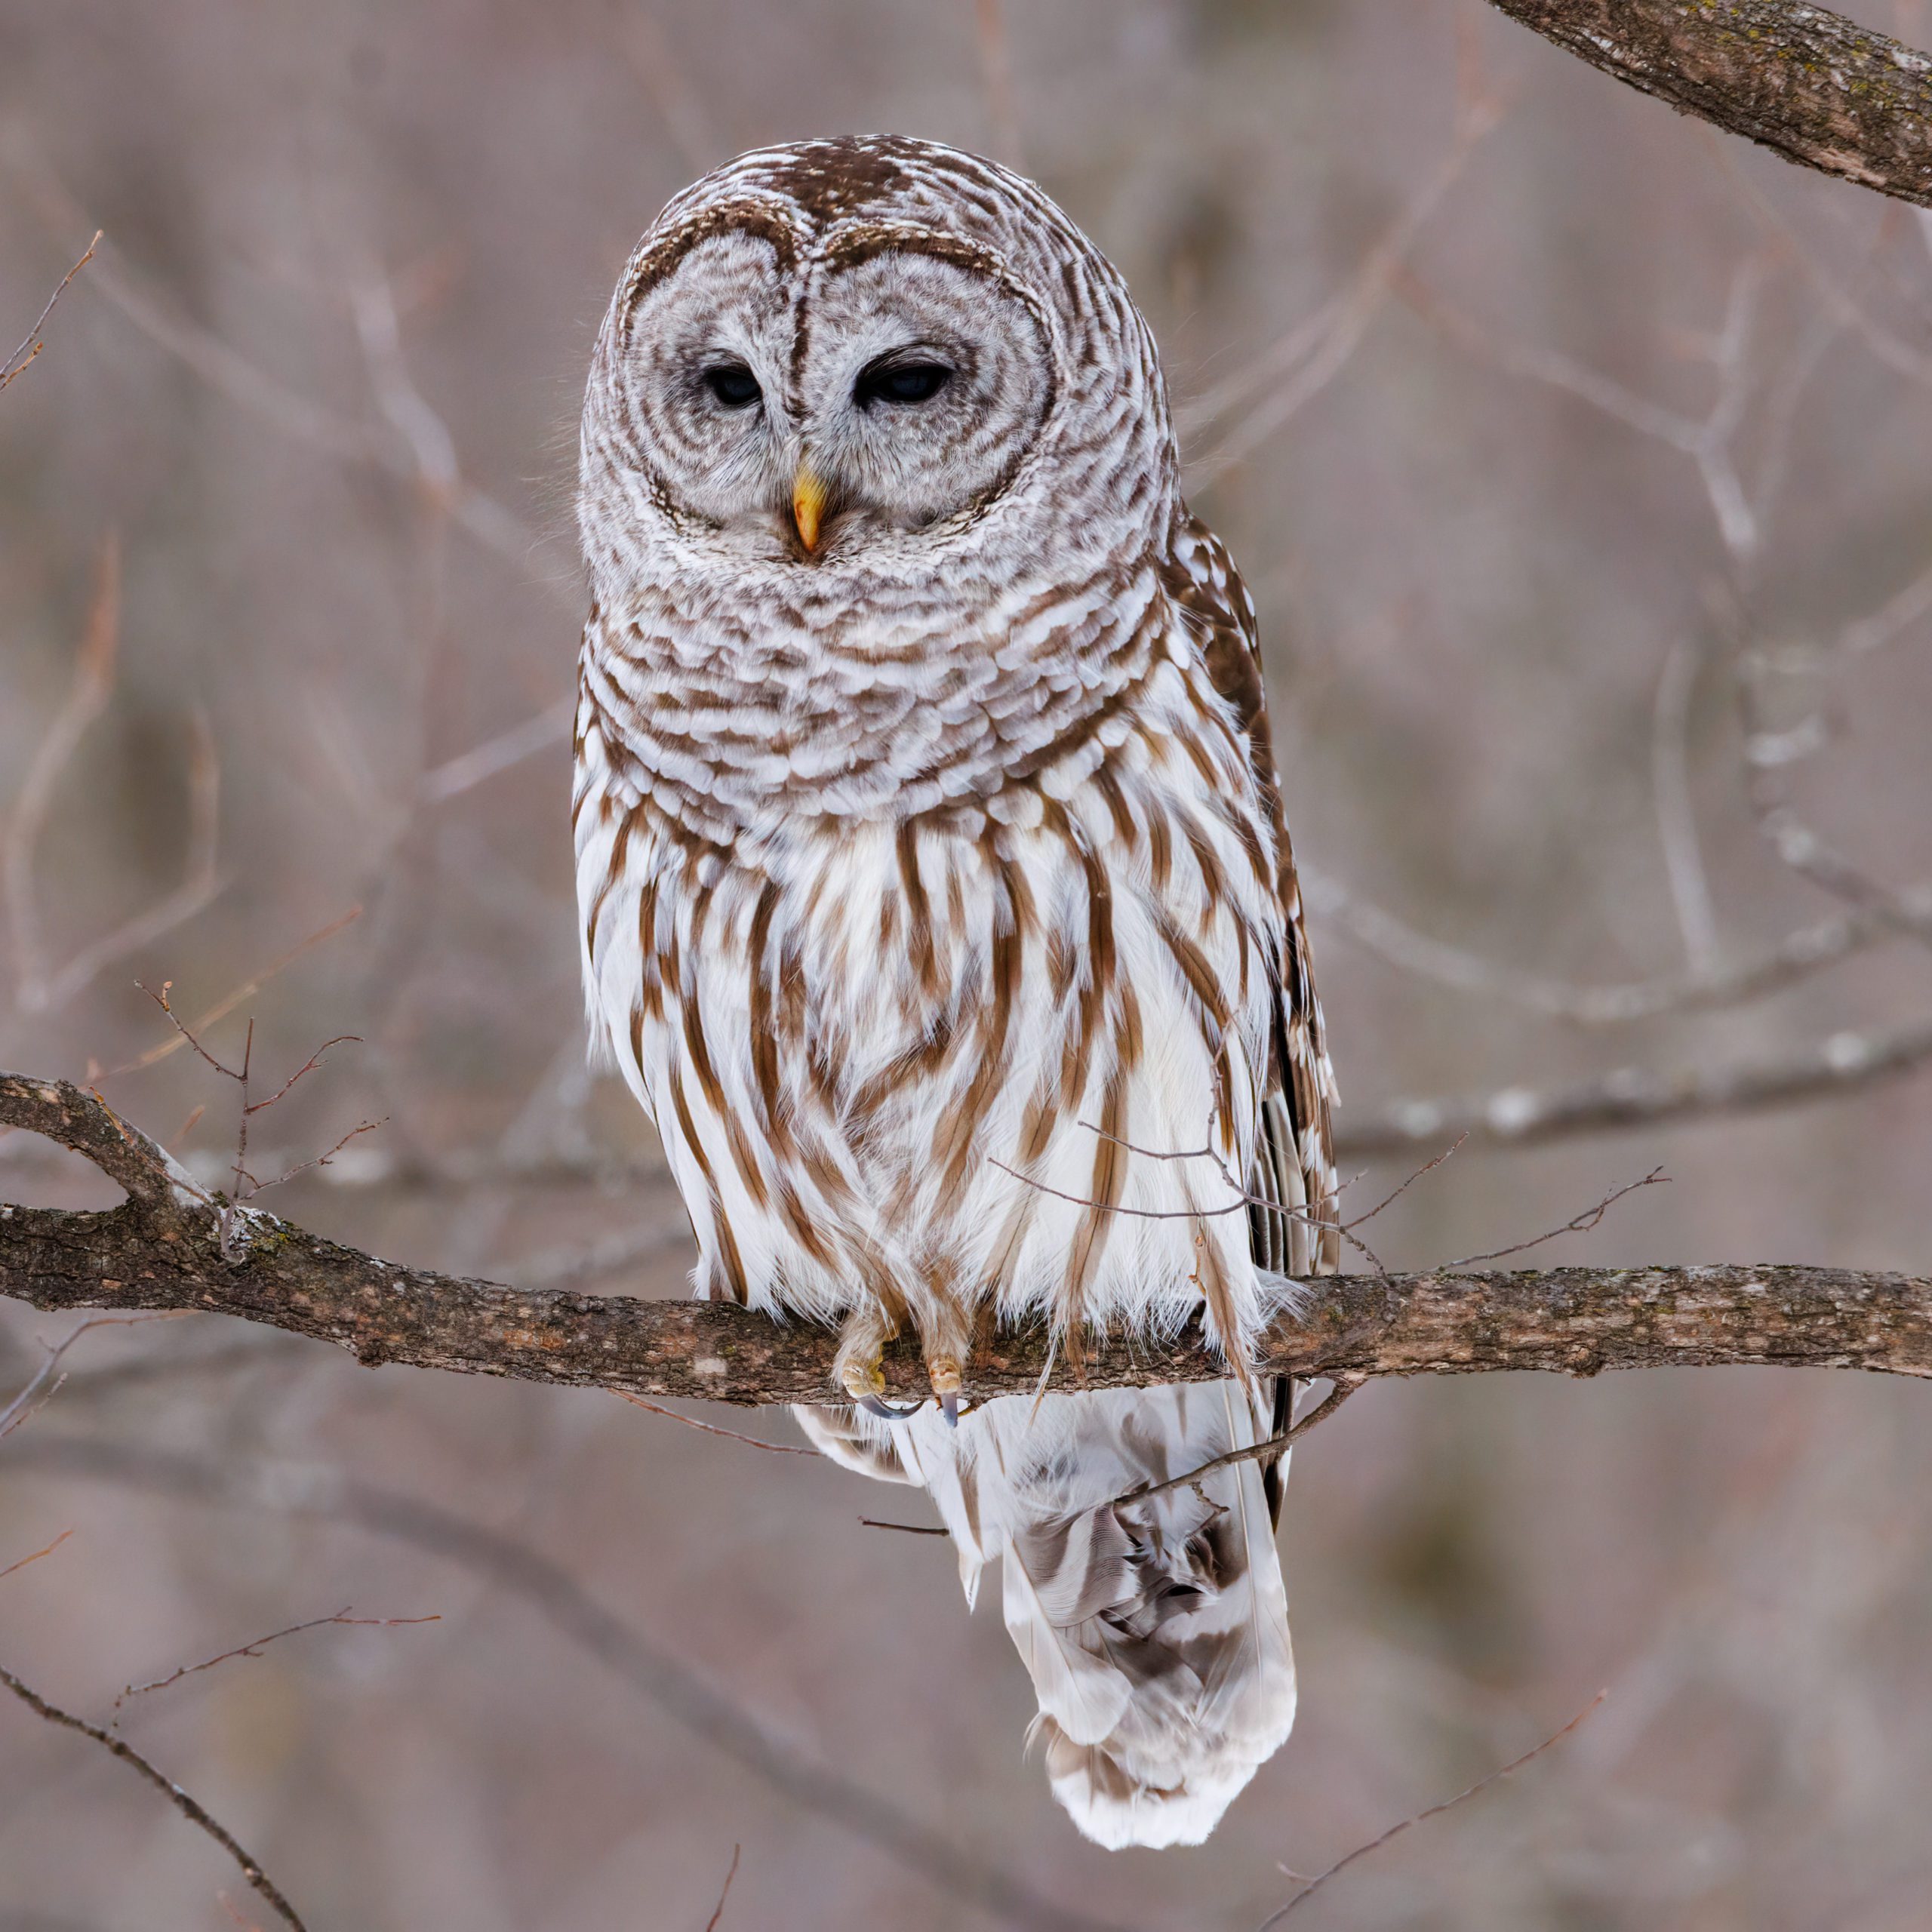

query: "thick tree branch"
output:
4 1072 1928 1401
1487 2 1932 208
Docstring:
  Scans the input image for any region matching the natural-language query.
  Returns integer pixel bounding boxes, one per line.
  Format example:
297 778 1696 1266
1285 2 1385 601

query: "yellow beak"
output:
791 460 829 552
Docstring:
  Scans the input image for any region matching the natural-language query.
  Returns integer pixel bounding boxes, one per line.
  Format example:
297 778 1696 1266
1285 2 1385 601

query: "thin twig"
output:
0 1313 185 1441
0 1529 73 1584
1255 1689 1608 1928
0 231 99 390
1338 1136 1467 1232
614 1392 820 1457
245 1037 361 1115
0 1663 309 1932
1440 1169 1670 1270
132 988 382 1249
860 1518 950 1537
703 1844 741 1932
1106 1379 1362 1513
110 1607 439 1721
111 909 362 1076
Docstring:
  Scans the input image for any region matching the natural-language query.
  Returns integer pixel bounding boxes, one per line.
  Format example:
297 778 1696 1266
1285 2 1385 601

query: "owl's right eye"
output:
702 361 761 409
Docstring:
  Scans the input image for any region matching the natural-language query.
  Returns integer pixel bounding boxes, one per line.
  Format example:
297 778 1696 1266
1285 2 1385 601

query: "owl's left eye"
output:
855 355 952 408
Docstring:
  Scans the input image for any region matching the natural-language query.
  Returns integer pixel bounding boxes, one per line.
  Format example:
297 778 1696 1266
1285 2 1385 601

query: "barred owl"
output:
574 135 1337 1844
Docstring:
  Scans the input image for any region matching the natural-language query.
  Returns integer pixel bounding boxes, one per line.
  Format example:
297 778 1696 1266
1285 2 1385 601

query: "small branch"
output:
612 1392 819 1456
703 1844 741 1932
111 908 362 1078
1440 1168 1670 1269
0 1663 309 1932
0 231 99 390
1257 1689 1607 1927
0 1527 73 1583
109 1607 439 1721
1 1313 185 1438
1486 2 1932 209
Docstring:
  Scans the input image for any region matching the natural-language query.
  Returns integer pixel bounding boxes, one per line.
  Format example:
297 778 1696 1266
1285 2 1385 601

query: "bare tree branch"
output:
0 1663 309 1931
4 1072 1930 1404
1486 2 1932 209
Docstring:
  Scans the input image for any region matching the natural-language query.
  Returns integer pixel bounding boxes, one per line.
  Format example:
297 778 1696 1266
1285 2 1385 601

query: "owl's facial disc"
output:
622 229 1052 562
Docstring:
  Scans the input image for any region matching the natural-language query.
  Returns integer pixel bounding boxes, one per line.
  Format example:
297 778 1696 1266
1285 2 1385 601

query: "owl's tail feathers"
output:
798 1383 1300 1847
998 1386 1297 1850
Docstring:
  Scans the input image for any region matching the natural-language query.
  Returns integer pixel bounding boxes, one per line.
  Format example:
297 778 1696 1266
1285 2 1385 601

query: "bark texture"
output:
5 1072 1929 1404
1489 0 1932 207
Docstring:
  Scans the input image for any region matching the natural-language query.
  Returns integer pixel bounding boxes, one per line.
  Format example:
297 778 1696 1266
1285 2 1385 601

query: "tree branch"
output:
1487 2 1932 208
5 1072 1929 1403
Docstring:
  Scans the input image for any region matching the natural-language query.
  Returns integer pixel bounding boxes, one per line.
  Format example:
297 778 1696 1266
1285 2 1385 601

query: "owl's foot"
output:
925 1355 964 1429
836 1307 924 1422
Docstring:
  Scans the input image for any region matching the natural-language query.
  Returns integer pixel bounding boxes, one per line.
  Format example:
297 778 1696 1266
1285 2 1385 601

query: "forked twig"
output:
0 1312 186 1441
111 908 362 1076
134 982 384 1256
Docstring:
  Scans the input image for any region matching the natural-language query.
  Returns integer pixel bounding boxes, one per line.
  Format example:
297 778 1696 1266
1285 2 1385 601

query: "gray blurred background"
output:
4 2 1932 1927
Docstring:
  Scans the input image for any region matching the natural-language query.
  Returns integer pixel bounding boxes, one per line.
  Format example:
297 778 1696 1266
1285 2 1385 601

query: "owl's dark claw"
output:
926 1353 964 1427
858 1393 925 1422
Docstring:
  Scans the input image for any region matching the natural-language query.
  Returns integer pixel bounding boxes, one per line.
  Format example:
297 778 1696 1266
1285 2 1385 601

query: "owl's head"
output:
579 135 1175 590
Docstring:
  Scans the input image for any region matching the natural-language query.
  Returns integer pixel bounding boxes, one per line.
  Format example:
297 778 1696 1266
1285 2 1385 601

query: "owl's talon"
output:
858 1393 926 1422
926 1355 964 1428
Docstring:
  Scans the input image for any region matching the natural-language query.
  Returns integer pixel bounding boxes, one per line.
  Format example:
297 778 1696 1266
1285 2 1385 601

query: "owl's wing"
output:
1163 512 1337 1534
1161 511 1340 1289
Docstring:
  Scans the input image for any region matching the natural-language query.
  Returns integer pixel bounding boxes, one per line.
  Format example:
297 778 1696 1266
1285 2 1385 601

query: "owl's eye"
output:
703 361 761 409
855 356 952 408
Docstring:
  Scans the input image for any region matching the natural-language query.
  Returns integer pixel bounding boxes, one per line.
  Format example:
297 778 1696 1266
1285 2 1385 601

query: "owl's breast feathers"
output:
574 516 1335 1356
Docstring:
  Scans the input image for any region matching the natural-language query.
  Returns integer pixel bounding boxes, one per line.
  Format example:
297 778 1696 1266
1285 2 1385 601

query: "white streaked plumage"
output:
574 134 1337 1844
